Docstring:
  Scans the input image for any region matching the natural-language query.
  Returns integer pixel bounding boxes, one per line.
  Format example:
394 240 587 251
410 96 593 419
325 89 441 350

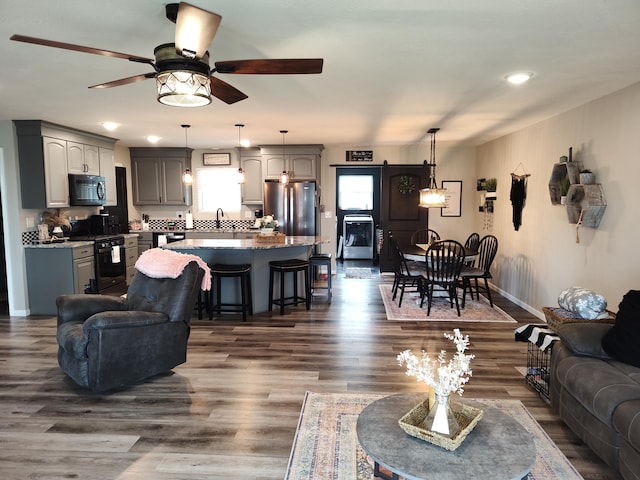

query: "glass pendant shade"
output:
237 168 246 184
182 168 193 185
156 70 212 107
280 171 290 185
419 186 447 208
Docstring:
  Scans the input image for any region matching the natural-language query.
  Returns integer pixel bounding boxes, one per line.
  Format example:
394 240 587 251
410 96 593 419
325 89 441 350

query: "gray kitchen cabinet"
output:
124 236 138 285
14 120 117 209
99 147 117 206
25 243 95 315
137 232 153 256
240 149 263 204
130 147 192 206
42 136 70 208
67 142 100 175
261 145 322 181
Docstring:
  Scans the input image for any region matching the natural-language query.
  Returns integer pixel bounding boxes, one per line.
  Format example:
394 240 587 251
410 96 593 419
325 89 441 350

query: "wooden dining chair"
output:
420 239 465 316
389 236 424 307
410 229 440 245
463 232 481 267
460 234 498 307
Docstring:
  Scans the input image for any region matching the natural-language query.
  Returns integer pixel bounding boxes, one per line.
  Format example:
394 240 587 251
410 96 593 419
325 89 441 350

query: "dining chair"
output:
463 232 481 267
410 228 440 245
389 236 424 307
460 234 498 307
420 239 466 316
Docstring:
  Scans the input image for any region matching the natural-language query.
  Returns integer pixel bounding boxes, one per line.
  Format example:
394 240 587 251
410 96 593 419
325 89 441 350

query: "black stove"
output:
71 234 125 250
68 232 127 295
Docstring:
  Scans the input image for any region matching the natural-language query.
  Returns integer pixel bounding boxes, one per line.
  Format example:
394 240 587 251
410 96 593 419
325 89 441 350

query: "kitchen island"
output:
163 236 330 314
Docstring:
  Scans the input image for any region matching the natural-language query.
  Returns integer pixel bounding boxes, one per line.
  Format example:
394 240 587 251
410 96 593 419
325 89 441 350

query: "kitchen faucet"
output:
216 208 224 229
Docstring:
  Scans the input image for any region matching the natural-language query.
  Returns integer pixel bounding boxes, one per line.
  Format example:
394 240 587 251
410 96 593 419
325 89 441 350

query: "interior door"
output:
379 164 430 272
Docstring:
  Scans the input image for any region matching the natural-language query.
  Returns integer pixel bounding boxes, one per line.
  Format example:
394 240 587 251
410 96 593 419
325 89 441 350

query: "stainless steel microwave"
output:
68 174 106 206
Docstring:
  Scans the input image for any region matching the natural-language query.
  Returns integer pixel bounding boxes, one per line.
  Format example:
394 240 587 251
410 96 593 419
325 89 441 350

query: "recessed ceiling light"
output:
100 121 119 131
146 135 161 144
505 72 533 85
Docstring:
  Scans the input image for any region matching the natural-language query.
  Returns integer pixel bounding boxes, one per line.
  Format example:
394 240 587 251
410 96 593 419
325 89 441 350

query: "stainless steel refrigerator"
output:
263 180 317 236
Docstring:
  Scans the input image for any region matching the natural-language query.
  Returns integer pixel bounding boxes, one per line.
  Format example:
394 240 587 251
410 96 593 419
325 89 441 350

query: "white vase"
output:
260 227 274 235
51 226 64 238
423 391 460 437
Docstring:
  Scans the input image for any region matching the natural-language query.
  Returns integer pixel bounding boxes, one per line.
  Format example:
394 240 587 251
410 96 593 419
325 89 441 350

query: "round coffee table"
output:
356 393 536 480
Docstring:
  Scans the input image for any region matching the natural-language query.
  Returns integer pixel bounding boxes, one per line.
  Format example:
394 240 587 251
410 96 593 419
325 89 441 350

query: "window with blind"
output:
196 168 242 213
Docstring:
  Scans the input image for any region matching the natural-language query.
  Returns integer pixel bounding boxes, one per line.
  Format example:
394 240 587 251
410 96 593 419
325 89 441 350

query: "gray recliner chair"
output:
56 261 204 393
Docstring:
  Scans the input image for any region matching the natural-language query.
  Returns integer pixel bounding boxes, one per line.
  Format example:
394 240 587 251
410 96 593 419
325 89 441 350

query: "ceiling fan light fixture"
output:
156 70 212 107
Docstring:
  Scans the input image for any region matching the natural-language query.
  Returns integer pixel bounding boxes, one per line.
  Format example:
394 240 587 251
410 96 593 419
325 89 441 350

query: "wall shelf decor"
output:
565 183 607 228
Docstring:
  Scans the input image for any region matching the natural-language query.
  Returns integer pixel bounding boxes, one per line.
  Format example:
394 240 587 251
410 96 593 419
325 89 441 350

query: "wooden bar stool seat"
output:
210 263 253 321
268 259 310 315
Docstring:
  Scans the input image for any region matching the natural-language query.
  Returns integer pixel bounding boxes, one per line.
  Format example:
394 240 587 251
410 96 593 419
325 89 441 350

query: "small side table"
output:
356 393 535 480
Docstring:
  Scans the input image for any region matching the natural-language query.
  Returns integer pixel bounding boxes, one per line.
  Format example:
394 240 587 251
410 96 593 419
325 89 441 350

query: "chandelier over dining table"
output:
419 128 447 209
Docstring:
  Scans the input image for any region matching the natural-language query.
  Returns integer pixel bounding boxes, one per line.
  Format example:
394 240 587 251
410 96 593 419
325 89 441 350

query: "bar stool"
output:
268 259 310 315
309 253 332 304
209 263 253 321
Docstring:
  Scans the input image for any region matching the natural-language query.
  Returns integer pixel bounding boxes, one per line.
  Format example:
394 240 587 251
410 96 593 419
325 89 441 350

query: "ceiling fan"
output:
10 2 323 107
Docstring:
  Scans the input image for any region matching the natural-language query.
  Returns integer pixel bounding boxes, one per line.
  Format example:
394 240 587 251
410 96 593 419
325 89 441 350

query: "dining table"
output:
402 243 478 263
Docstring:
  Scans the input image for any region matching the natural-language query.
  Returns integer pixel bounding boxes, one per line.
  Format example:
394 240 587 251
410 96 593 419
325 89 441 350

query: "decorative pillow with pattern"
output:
558 286 608 320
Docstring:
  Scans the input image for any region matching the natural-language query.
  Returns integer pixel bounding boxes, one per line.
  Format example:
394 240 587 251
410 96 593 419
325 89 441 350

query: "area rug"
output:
379 283 516 322
345 267 374 279
284 392 583 480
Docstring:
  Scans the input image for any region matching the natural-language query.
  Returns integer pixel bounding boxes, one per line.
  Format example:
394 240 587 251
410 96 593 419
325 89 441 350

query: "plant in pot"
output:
559 176 571 204
579 169 595 184
41 209 71 238
483 178 497 199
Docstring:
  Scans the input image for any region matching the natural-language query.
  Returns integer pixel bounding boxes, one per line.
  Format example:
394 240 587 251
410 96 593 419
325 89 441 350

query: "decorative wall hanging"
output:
510 163 530 231
203 153 231 165
441 181 462 217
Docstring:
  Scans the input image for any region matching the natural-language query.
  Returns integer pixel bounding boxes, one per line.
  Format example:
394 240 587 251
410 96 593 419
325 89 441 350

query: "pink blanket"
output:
135 248 211 291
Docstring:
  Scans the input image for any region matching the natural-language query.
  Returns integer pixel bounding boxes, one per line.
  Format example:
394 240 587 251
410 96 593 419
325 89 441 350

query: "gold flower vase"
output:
423 391 460 438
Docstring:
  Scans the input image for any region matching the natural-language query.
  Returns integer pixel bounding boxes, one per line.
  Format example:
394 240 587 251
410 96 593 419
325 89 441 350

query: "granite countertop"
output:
163 236 330 250
25 240 94 249
130 228 258 234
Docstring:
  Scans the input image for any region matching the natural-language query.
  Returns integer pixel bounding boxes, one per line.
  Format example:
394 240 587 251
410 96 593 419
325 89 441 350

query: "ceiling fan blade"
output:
10 34 153 63
209 76 248 104
214 58 324 75
175 2 221 60
89 73 156 89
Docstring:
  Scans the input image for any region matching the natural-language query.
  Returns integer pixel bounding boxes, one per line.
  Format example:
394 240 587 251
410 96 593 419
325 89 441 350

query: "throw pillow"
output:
556 323 613 359
558 286 608 320
602 290 640 368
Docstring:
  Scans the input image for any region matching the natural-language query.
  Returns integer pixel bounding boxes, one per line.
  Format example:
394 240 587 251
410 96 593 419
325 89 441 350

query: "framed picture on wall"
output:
441 180 462 217
203 153 231 165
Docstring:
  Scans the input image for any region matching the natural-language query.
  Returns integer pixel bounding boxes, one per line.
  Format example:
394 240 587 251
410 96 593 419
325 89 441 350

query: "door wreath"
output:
398 176 416 195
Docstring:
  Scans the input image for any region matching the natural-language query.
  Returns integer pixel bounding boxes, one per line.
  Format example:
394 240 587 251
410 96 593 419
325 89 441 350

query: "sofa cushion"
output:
558 286 609 320
554 355 640 427
556 323 613 359
603 290 640 368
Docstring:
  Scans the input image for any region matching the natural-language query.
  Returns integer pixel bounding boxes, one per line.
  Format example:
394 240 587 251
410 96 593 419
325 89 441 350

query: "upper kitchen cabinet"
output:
67 142 100 175
14 120 117 209
261 145 323 181
98 147 116 206
130 147 192 206
240 148 263 204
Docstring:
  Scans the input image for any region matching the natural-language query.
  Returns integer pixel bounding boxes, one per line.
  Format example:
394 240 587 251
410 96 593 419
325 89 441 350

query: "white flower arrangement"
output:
254 214 279 229
397 329 474 396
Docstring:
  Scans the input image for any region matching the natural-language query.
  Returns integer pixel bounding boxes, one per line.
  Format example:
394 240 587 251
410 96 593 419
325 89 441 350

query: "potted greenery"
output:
484 178 497 192
559 176 571 204
579 169 595 184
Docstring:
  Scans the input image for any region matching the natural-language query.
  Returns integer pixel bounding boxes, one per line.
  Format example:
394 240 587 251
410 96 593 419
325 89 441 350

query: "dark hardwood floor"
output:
0 260 617 479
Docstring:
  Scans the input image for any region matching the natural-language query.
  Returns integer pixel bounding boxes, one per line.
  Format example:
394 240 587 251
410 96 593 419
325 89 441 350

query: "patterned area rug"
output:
345 267 374 279
379 283 516 322
284 392 583 480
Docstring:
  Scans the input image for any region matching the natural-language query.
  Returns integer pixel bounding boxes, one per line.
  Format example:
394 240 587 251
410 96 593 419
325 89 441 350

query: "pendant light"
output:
419 128 447 208
280 129 290 185
236 123 246 184
181 124 193 185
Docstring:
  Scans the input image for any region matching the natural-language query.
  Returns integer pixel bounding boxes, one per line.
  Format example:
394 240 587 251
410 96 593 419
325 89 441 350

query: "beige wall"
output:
476 80 640 316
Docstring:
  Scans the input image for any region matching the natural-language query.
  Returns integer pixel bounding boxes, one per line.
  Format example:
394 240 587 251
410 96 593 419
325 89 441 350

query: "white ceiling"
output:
2 0 640 150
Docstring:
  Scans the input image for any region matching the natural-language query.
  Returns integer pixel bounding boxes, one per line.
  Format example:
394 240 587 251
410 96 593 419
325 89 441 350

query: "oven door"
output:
95 245 127 296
